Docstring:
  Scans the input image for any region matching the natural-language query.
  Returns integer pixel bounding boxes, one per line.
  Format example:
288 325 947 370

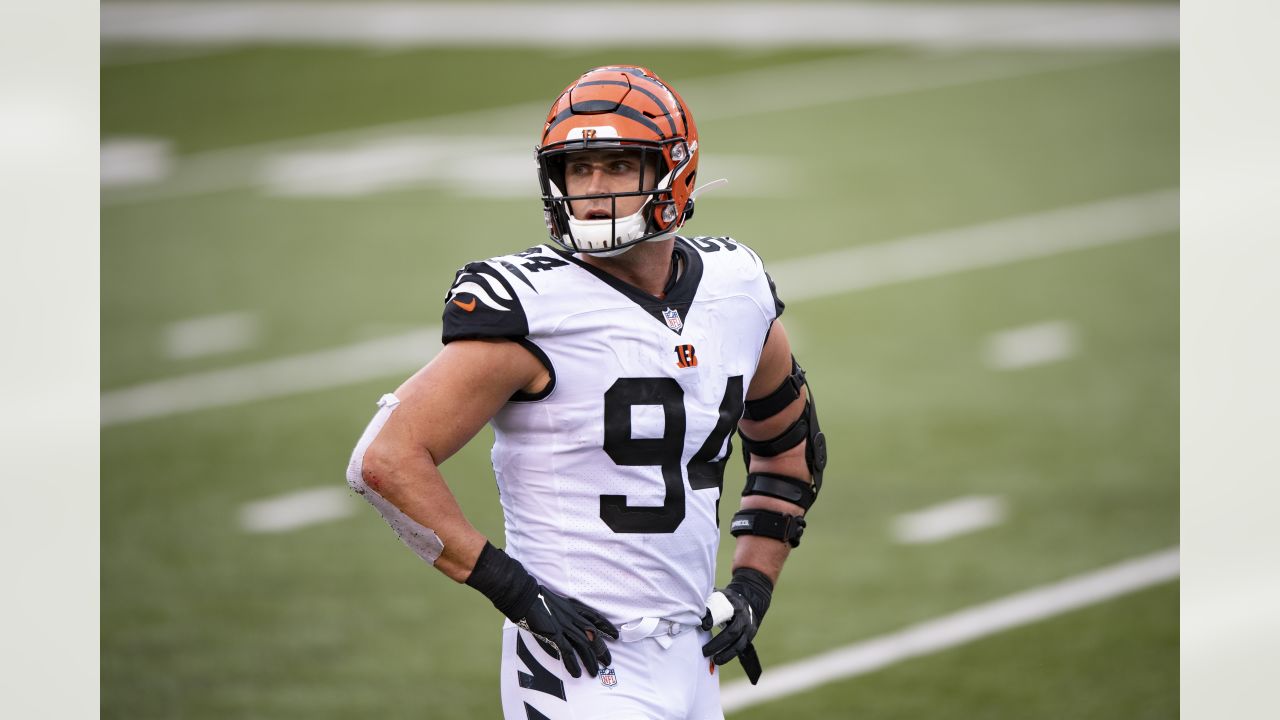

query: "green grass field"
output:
102 27 1178 720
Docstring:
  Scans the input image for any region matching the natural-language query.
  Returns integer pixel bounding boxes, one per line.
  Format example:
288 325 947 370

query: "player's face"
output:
564 149 657 220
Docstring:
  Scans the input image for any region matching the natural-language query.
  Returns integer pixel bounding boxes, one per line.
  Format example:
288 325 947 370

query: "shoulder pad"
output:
684 235 744 256
681 236 784 321
441 260 530 343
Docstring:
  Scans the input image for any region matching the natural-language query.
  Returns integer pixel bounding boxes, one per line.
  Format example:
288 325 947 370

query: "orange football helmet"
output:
536 66 700 255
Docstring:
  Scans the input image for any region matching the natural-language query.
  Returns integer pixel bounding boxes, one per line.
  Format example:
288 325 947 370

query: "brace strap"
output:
743 358 805 421
730 509 806 548
740 411 809 457
742 472 816 511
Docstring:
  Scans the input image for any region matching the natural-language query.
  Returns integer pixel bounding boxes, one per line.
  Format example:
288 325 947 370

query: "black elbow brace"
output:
731 507 807 547
731 471 813 547
739 358 827 492
732 359 828 548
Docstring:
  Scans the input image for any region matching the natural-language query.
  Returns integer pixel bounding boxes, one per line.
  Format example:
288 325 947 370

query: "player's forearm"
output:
359 441 488 583
728 442 810 584
730 528 792 585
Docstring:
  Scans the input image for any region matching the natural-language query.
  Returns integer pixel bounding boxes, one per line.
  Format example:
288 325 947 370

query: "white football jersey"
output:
441 236 784 626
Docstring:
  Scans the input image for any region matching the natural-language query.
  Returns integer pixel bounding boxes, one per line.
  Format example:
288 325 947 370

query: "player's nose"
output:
583 166 610 194
580 170 613 217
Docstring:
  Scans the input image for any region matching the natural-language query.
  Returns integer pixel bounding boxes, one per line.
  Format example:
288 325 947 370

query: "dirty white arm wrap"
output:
345 393 445 565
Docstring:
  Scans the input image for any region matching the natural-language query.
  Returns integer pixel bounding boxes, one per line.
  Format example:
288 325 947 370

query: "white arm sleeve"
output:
346 393 445 565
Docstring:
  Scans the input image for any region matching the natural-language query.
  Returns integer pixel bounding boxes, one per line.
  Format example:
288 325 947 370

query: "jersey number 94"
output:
601 376 743 533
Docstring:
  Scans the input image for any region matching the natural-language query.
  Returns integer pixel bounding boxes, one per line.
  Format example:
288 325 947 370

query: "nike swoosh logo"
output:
452 297 477 312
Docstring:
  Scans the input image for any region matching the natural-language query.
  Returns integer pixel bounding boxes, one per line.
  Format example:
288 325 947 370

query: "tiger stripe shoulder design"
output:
441 259 530 342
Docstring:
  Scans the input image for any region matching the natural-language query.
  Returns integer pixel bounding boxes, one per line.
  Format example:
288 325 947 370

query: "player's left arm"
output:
734 319 821 578
702 318 827 683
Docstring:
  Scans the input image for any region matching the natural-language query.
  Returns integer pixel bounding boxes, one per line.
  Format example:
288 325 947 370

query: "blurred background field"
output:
101 2 1178 717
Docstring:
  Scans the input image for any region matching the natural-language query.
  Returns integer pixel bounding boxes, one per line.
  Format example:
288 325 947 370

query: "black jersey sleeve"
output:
441 261 530 343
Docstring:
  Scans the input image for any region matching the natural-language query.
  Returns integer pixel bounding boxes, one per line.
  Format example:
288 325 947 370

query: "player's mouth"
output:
585 209 612 220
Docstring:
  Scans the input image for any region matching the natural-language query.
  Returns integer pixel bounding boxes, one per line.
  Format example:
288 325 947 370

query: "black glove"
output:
466 542 618 678
700 567 774 684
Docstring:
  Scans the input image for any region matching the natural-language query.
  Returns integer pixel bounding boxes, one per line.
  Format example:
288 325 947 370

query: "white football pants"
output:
499 619 725 719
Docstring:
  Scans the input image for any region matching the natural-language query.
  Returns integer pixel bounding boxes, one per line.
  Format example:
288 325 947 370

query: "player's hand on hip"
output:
518 587 619 678
465 541 619 678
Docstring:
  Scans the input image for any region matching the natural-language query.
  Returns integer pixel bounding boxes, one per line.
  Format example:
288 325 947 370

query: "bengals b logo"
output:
674 344 698 368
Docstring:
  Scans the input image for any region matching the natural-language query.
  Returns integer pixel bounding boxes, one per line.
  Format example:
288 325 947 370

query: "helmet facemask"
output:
538 139 692 255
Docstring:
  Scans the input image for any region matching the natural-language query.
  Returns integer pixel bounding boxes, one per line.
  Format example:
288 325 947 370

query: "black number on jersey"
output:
689 236 738 252
600 376 744 534
521 256 570 272
687 375 743 493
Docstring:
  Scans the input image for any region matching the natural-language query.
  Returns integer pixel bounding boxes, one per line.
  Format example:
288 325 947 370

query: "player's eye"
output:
610 161 634 173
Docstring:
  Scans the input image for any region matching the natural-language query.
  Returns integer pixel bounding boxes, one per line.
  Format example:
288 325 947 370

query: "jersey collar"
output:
554 237 704 335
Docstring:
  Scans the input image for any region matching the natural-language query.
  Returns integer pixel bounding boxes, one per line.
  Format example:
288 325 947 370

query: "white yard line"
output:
985 320 1078 371
101 2 1178 49
163 311 261 359
261 134 786 198
100 189 1176 426
101 51 1133 206
892 495 1007 544
769 189 1177 302
666 50 1130 126
103 328 439 425
721 546 1180 713
239 486 355 533
101 136 173 187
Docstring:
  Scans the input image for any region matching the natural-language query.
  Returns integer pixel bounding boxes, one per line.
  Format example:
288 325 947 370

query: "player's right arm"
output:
358 337 543 581
347 337 617 677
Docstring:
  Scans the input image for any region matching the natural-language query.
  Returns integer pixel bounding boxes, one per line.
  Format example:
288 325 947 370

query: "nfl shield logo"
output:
600 668 618 687
662 307 683 332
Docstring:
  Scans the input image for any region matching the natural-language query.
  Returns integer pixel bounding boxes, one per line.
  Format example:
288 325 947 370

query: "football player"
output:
347 66 827 719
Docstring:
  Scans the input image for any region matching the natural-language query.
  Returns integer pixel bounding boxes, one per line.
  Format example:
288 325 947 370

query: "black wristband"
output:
729 566 774 621
465 541 539 621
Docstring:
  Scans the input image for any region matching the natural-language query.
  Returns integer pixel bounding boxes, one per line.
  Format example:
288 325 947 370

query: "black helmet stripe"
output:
545 101 666 138
573 80 678 136
638 74 690 137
